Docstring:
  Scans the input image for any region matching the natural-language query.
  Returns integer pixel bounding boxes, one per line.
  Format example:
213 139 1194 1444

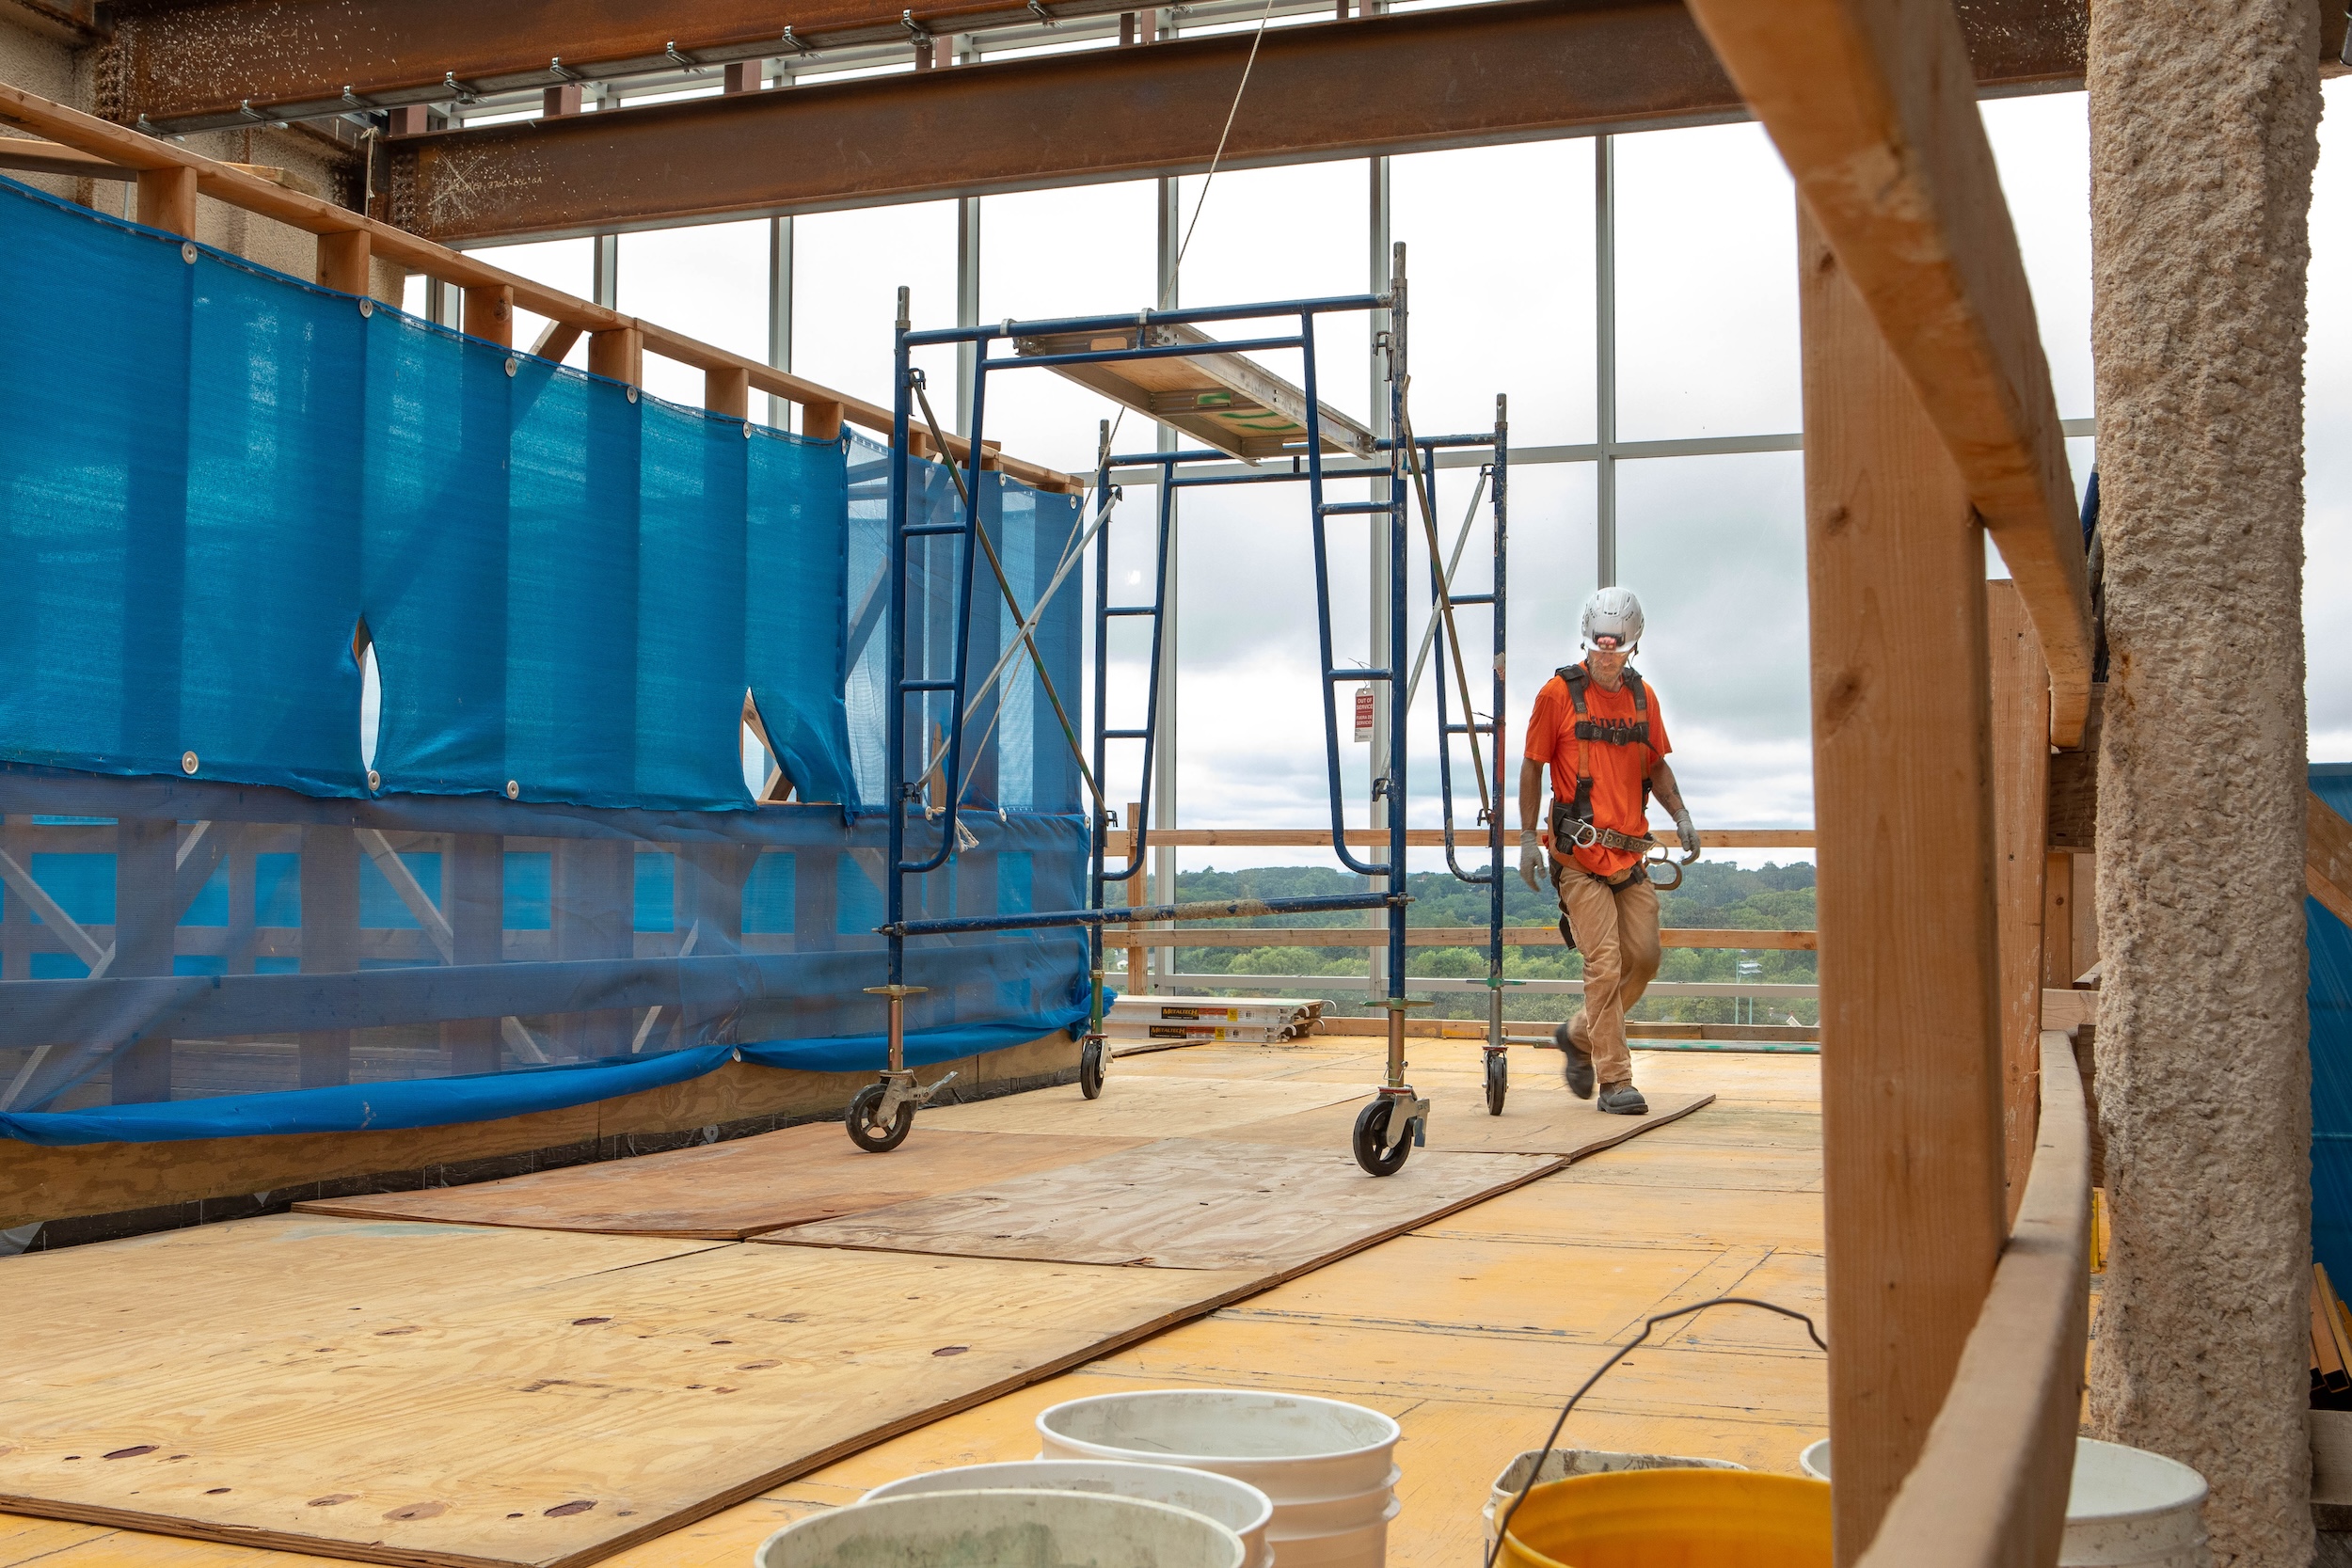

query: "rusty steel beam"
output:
388 0 2090 245
97 0 1151 133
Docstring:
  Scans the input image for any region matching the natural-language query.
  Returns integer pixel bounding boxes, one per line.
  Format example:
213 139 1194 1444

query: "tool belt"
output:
1549 799 1659 857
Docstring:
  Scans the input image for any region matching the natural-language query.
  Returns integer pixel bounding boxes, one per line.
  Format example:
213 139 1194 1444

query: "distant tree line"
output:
1150 860 1818 1026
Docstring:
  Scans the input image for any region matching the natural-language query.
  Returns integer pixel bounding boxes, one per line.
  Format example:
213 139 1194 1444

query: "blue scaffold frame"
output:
864 252 1510 1172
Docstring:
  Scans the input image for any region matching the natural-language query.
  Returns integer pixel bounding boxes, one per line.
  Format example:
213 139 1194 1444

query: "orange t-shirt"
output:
1524 666 1671 878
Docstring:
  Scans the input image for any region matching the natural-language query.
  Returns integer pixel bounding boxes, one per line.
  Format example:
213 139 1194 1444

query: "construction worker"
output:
1517 588 1700 1115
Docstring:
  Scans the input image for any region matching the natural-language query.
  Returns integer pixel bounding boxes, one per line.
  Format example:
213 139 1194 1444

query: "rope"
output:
1161 0 1281 309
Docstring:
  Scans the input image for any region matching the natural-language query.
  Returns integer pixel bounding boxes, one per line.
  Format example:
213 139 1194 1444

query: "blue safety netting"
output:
2310 764 2352 1286
0 174 1093 1143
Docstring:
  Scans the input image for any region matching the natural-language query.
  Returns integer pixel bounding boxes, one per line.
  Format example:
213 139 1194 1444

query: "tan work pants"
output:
1553 862 1661 1088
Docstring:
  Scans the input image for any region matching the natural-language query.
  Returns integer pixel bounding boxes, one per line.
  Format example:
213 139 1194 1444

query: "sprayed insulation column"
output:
2086 5 2321 1563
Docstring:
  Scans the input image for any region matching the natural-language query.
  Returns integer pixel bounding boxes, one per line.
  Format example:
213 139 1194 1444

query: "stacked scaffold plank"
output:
1105 996 1327 1053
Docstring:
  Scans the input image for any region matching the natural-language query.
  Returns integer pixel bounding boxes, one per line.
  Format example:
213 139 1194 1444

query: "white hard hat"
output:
1581 586 1645 652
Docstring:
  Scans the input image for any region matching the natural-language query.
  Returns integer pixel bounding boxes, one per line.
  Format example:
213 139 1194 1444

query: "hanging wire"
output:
1482 1296 1829 1568
1161 0 1282 310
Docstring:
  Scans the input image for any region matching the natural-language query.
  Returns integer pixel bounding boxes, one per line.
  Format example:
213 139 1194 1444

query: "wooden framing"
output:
0 81 1081 496
1017 321 1376 463
1854 1030 2090 1568
2312 790 2352 929
1798 203 2007 1565
1682 0 2094 748
1111 826 1816 853
1104 926 1817 949
1988 581 2051 1225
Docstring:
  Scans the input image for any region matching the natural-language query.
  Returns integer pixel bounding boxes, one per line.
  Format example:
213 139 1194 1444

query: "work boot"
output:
1553 1022 1594 1100
1597 1081 1648 1117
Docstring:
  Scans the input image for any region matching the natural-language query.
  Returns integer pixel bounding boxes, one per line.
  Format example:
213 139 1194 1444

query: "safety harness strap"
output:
1557 662 1653 830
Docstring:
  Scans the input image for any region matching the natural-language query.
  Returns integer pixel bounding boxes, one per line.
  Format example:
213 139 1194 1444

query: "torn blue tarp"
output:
0 997 1096 1146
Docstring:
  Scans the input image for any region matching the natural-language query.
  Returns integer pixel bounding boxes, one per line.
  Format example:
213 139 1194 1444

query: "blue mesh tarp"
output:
2310 764 2352 1286
0 176 1092 1143
0 173 854 813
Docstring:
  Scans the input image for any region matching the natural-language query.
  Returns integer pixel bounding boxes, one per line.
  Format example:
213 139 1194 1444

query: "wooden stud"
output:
803 400 845 440
706 364 753 420
297 827 360 1088
2312 789 2352 928
135 164 196 236
462 282 514 347
1799 204 2007 1567
2070 852 2096 982
723 61 763 93
386 105 431 136
441 836 503 1077
1987 580 2050 1227
2041 851 2074 990
589 324 643 386
316 229 371 295
542 83 583 118
108 821 177 1104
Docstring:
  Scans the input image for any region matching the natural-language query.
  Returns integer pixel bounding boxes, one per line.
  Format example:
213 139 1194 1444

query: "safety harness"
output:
1548 661 1661 857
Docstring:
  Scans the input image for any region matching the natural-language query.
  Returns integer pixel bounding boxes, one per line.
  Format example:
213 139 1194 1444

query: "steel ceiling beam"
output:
385 0 2091 245
98 0 1155 133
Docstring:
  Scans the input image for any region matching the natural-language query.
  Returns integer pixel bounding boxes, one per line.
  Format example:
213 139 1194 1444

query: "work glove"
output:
1518 830 1547 894
1672 806 1701 863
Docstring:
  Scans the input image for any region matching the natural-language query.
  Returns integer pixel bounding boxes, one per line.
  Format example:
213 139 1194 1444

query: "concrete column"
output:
2085 4 2320 1563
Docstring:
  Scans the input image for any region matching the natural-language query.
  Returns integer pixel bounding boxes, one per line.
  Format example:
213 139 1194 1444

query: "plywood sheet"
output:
0 1215 723 1366
0 1242 1263 1568
911 1075 1368 1137
294 1127 1143 1240
1215 1077 1715 1157
760 1138 1557 1272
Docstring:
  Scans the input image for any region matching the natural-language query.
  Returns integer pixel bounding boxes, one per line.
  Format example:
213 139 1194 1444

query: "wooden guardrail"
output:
1106 926 1816 949
1111 826 1815 853
1855 1028 2090 1568
2312 789 2352 927
0 83 1081 495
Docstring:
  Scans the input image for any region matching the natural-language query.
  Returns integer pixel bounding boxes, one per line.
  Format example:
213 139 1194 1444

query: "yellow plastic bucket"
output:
1497 1468 1831 1568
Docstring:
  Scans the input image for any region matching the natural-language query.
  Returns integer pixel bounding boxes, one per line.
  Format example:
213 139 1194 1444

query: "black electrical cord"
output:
1482 1296 1828 1568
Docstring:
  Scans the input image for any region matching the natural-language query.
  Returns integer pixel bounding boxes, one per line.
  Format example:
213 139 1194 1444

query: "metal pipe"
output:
883 888 1406 937
1300 309 1389 881
901 293 1385 344
882 286 914 1051
1490 392 1510 1051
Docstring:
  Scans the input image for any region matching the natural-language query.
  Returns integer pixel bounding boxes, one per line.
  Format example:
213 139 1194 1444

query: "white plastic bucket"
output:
1795 1437 2207 1568
860 1461 1276 1568
1483 1448 1746 1553
1036 1389 1402 1568
755 1488 1246 1568
2062 1438 2209 1568
1261 1470 1400 1537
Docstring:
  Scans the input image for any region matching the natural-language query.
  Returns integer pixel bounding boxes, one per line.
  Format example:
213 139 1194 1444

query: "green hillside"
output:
1151 858 1817 1026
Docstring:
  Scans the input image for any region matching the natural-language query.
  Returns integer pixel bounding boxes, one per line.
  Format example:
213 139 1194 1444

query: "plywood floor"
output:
294 1127 1150 1239
0 1040 1826 1568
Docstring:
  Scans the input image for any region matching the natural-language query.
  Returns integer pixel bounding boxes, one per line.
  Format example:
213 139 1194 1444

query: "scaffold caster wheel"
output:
1352 1099 1412 1177
1485 1049 1508 1117
846 1083 914 1152
1079 1037 1106 1100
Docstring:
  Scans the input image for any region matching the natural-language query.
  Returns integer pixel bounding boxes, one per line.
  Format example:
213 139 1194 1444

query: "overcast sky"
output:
427 78 2350 877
